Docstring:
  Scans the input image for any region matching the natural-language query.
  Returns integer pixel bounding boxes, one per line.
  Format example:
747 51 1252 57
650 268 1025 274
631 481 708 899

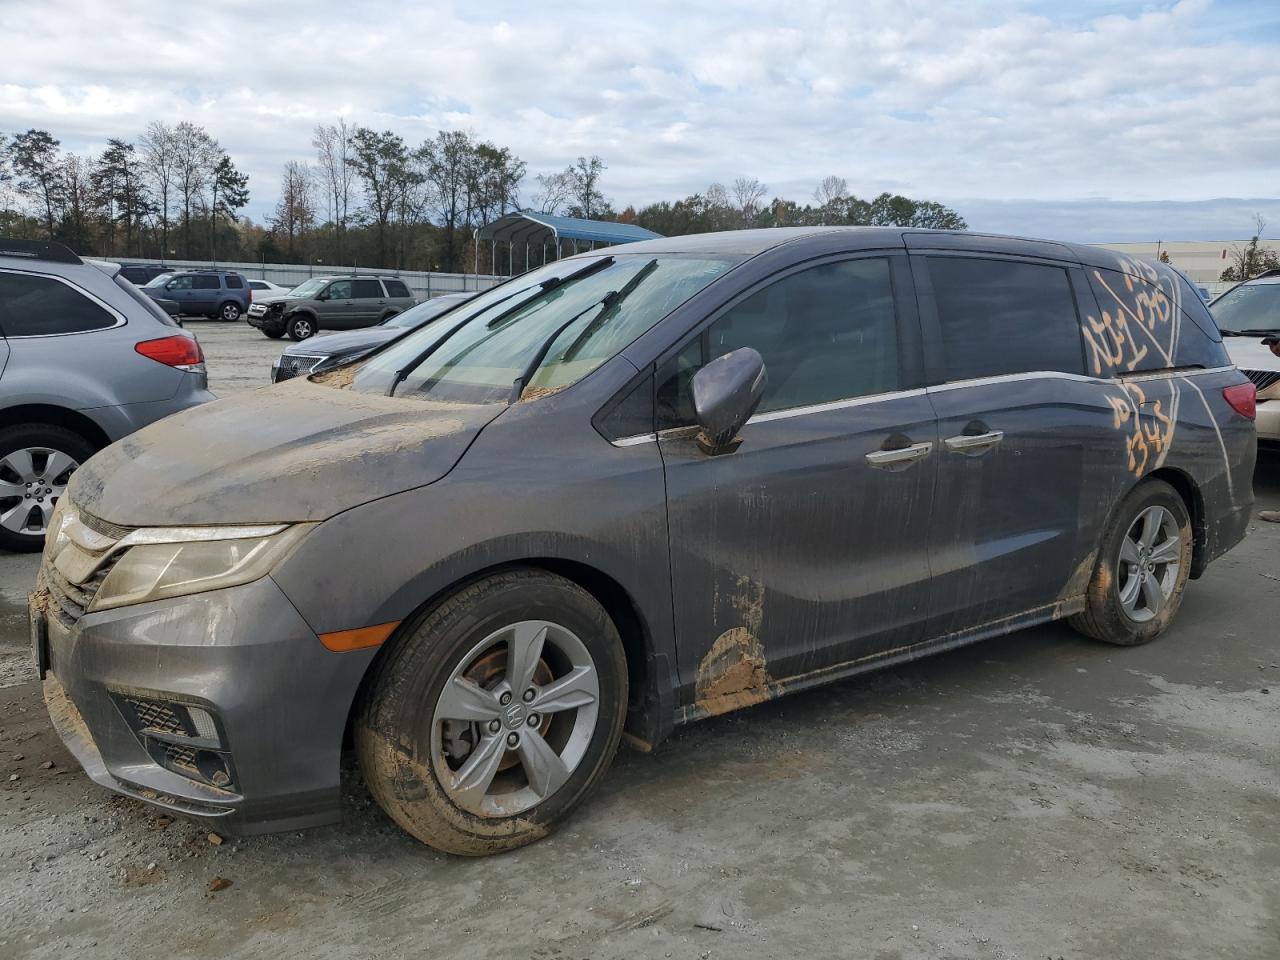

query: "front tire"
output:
1070 479 1192 646
262 325 285 339
355 569 627 856
287 314 316 341
0 424 95 552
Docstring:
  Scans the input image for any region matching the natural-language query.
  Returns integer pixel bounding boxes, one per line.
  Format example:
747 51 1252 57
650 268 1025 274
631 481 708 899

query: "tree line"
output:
1 122 967 274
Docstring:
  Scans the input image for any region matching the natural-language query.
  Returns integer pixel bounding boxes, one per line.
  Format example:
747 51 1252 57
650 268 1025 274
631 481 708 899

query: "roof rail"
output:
0 238 82 265
1250 268 1280 280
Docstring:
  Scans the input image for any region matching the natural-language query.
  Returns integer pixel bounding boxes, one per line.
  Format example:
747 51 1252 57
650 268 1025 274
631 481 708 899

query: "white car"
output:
1212 271 1280 442
247 279 293 296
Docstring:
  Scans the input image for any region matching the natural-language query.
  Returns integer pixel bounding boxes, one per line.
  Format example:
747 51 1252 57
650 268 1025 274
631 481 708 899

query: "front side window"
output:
658 258 900 427
166 275 193 291
928 257 1083 381
348 255 739 404
0 272 118 336
351 279 384 299
326 280 353 300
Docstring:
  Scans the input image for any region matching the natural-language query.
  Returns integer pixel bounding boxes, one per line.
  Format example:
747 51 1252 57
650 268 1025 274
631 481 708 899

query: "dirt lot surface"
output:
1 321 1277 959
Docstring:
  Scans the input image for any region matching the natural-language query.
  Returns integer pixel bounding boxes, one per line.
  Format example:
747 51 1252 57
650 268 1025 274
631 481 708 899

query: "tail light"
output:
136 335 205 372
1222 382 1256 420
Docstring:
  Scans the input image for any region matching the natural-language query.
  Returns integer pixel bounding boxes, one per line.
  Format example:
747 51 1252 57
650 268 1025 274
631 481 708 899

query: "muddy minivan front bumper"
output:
35 572 375 835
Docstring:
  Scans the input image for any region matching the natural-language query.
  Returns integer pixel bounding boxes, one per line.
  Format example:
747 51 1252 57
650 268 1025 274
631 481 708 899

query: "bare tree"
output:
731 176 767 226
269 161 315 260
813 175 849 207
139 122 177 256
173 122 219 257
313 119 357 263
531 170 572 214
1220 213 1280 281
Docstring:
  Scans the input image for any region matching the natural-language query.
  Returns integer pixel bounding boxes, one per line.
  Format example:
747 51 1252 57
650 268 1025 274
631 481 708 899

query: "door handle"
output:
944 430 1004 454
865 441 933 468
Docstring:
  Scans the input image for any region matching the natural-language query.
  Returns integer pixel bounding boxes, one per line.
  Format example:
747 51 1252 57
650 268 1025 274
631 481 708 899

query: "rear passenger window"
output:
192 275 220 290
0 272 118 336
658 257 899 425
927 257 1083 380
384 280 410 298
225 275 244 289
352 279 384 298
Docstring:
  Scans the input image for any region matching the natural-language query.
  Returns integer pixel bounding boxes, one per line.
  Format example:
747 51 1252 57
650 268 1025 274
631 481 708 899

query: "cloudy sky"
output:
2 0 1278 241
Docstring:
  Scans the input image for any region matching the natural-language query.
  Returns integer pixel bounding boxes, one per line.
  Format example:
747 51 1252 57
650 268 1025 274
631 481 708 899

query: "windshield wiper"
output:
509 258 658 403
386 257 615 397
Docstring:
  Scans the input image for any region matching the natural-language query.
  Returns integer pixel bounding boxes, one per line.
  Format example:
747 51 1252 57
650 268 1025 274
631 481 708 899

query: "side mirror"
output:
690 347 767 455
316 290 329 301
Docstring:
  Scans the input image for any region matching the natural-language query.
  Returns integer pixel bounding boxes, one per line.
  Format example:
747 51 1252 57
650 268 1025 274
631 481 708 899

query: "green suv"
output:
246 275 419 340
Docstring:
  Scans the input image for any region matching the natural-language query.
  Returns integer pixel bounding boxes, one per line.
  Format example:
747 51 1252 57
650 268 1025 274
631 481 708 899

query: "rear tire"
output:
355 569 627 856
0 424 95 552
287 314 316 341
219 301 242 322
1069 479 1192 646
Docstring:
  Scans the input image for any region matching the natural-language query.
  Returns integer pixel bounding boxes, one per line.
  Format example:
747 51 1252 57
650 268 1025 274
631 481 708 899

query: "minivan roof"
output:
593 226 1185 278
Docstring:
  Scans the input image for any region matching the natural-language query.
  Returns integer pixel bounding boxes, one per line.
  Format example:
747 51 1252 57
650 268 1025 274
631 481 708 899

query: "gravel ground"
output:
0 321 1277 959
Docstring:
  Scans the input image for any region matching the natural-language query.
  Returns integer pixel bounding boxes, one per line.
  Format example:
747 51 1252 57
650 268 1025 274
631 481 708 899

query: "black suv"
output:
116 263 171 286
141 269 251 321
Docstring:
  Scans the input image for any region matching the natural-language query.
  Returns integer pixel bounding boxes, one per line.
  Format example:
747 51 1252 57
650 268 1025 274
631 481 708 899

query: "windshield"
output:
346 255 738 403
1210 282 1280 334
143 273 174 288
289 278 327 299
384 296 467 329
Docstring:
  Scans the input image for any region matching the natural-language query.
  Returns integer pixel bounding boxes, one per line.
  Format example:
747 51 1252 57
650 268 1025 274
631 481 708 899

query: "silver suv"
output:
0 238 213 551
246 275 419 341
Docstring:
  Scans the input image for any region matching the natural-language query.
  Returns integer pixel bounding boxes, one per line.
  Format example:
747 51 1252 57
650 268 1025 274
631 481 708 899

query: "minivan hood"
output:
70 380 505 527
1224 336 1280 372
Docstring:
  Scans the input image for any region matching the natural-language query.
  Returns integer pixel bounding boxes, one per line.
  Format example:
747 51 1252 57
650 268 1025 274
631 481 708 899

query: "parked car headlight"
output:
89 524 313 612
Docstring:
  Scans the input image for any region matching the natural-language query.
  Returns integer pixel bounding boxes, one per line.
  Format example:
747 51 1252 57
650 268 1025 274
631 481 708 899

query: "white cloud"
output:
0 0 1278 239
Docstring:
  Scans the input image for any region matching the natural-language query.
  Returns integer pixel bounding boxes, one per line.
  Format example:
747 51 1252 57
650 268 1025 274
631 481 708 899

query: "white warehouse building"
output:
1094 239 1280 295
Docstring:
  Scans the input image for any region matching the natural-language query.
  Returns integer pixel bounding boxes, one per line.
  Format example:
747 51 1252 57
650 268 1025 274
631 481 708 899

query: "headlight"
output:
46 498 73 558
89 524 313 612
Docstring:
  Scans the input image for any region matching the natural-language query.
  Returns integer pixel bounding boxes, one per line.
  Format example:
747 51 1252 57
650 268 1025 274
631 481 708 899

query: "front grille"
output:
41 507 130 627
274 354 324 382
1242 368 1280 392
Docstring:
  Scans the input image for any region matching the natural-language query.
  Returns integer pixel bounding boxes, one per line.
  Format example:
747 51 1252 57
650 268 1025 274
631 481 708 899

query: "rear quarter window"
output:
1085 265 1228 374
384 279 411 298
225 274 244 289
0 272 120 336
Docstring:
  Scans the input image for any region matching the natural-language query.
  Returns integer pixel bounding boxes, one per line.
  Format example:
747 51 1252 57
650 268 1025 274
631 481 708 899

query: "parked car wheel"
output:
287 315 316 341
261 325 285 340
219 301 242 322
1070 479 1192 646
355 569 628 856
0 424 95 552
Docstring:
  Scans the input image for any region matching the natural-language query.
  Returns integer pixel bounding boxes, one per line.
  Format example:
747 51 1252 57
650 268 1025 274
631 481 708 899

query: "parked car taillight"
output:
136 335 205 372
1222 382 1257 420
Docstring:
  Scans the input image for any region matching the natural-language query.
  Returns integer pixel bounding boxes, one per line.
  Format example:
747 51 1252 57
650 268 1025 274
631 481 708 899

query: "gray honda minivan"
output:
35 228 1256 855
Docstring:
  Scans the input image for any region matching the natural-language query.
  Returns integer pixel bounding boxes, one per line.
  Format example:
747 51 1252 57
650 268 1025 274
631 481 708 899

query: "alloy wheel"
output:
430 620 600 818
1116 505 1182 622
0 447 78 537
